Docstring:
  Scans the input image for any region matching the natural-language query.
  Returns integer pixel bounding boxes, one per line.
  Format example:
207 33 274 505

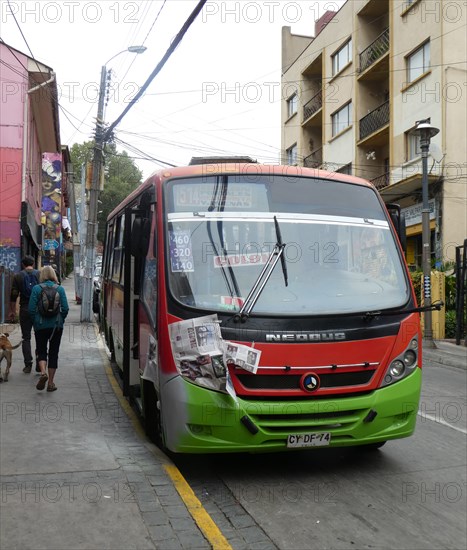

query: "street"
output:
174 362 467 550
1 276 465 550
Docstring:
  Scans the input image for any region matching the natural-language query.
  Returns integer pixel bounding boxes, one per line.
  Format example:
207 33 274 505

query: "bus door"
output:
123 204 151 397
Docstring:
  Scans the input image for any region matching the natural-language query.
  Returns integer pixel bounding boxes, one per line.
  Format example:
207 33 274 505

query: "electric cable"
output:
104 0 207 142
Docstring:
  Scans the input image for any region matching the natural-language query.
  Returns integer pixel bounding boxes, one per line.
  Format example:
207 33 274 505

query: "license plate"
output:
287 432 331 448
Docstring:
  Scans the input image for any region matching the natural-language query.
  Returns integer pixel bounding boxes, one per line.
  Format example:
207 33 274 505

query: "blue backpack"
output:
22 270 39 299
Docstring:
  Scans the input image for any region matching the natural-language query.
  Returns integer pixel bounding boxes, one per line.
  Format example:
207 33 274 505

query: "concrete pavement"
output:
423 339 467 370
0 276 219 550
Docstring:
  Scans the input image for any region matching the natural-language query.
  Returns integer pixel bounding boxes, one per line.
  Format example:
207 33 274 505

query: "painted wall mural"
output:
42 153 62 254
42 153 62 265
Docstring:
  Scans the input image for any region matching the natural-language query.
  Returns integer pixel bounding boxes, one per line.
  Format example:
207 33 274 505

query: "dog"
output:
0 333 22 382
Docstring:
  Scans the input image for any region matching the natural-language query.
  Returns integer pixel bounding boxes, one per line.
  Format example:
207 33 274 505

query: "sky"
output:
1 0 345 179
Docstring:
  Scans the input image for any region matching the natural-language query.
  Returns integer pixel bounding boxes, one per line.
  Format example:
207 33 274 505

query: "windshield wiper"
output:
363 300 444 320
205 176 241 300
274 216 288 287
234 216 287 323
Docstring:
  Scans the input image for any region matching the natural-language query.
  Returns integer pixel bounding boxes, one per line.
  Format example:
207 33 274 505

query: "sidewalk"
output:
423 339 467 370
0 276 214 550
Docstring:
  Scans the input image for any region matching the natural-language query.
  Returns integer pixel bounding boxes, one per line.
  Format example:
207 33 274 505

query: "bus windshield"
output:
165 174 409 315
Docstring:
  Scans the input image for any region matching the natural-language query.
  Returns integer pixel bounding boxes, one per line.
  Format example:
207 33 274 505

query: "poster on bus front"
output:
168 314 261 394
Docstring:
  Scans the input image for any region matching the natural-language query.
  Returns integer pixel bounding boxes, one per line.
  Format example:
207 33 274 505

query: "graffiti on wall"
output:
42 153 62 255
0 245 21 271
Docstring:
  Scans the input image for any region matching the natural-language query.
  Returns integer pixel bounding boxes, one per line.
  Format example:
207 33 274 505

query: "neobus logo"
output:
265 333 346 342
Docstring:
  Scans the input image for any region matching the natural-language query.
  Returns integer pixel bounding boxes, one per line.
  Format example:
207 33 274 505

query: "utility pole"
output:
65 157 80 293
81 65 106 321
414 119 439 348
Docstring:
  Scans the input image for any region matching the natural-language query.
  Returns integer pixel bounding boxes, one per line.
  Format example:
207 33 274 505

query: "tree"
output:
70 141 143 243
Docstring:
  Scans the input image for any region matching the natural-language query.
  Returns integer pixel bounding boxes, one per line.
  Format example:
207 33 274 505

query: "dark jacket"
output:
28 281 69 331
10 268 40 309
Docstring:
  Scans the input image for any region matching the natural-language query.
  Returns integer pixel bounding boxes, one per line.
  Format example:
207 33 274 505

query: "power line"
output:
112 136 176 167
5 0 35 59
104 0 207 142
141 0 167 47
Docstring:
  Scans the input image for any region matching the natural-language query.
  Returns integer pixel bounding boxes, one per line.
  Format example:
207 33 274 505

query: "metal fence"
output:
303 90 323 122
359 28 390 73
359 100 390 141
0 266 15 324
455 239 467 345
304 148 323 168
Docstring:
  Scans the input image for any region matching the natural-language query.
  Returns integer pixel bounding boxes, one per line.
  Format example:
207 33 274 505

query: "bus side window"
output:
112 214 125 283
142 258 157 326
104 222 115 280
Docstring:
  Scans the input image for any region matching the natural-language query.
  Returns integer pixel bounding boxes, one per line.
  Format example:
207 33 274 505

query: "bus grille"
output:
249 408 368 433
236 370 375 390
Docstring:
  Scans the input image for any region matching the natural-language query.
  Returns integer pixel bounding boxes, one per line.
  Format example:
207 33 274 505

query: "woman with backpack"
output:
28 266 69 392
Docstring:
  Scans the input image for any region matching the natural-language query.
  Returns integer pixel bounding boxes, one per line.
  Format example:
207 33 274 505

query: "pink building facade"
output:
0 43 61 272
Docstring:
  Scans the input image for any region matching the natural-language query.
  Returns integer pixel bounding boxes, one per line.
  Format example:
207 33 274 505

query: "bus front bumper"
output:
161 368 421 453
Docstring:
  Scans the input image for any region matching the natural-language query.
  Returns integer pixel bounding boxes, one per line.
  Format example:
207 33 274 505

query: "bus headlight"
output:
389 360 405 377
380 336 419 387
409 338 418 350
403 350 417 368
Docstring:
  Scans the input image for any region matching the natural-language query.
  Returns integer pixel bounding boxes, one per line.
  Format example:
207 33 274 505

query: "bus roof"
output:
106 164 375 222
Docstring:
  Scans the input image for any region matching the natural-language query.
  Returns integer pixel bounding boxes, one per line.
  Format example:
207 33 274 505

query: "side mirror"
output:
386 203 407 254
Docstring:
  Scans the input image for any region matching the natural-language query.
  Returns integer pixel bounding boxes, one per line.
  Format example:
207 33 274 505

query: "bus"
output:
99 159 432 453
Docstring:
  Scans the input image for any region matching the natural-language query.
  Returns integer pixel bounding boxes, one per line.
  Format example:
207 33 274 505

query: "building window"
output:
406 42 430 82
286 144 298 165
407 132 421 160
332 39 352 76
337 163 352 175
332 102 352 136
287 93 298 118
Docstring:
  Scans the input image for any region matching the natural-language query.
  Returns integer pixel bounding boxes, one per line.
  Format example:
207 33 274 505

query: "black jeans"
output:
35 327 63 370
19 308 35 367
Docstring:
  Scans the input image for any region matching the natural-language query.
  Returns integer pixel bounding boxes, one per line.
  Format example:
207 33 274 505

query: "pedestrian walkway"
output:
0 276 220 550
423 339 467 370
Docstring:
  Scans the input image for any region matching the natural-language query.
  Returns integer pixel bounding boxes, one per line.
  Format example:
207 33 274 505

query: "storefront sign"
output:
402 199 435 227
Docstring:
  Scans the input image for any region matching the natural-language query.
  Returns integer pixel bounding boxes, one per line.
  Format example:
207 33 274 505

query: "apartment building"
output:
281 0 467 268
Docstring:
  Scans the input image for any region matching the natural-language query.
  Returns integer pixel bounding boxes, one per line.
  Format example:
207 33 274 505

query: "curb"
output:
423 350 466 370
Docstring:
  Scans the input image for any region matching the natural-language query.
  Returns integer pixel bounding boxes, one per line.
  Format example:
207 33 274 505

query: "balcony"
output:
359 28 389 73
379 156 442 201
370 172 390 190
303 90 322 124
359 100 389 141
304 148 322 169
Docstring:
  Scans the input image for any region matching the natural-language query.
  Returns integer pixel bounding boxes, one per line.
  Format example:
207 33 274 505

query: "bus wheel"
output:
143 379 164 450
359 441 387 451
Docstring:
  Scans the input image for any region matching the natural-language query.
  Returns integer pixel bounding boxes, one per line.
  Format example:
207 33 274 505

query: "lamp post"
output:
413 119 439 347
81 46 146 321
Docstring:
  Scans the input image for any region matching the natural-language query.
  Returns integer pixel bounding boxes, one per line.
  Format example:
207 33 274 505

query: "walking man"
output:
9 255 40 373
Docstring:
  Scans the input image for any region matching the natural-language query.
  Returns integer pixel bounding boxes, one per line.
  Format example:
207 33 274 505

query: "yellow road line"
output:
164 464 233 550
99 338 232 550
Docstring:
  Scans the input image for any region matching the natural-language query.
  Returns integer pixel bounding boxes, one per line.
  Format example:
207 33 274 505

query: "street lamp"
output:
413 119 439 347
81 46 147 322
104 46 147 67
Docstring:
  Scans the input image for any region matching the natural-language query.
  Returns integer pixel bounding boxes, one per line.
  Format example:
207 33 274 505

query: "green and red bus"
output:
99 159 427 453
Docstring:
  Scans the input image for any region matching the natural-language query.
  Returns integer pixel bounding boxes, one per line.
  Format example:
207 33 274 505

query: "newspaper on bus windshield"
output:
169 314 261 395
224 342 260 374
